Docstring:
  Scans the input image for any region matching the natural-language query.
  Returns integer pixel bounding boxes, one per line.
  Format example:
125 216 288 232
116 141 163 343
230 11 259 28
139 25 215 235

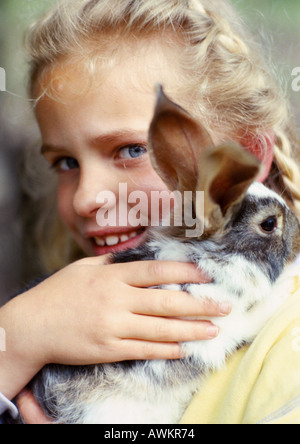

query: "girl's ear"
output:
239 132 275 183
148 86 214 193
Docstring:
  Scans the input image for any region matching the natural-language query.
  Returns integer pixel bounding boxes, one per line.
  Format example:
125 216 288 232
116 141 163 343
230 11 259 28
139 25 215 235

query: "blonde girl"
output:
1 0 300 423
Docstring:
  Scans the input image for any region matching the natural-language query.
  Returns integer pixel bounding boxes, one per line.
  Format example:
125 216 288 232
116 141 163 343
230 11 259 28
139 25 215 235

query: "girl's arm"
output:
0 256 230 402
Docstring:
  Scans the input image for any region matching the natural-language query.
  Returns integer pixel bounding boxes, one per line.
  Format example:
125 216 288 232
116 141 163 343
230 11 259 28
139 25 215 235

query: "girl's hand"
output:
37 257 227 364
0 256 231 400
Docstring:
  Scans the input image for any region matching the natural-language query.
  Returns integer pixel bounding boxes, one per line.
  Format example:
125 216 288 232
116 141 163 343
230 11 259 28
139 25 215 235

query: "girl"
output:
1 0 300 424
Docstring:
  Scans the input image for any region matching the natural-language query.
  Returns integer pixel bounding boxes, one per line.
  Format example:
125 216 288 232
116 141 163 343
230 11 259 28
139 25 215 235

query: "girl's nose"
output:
73 165 117 219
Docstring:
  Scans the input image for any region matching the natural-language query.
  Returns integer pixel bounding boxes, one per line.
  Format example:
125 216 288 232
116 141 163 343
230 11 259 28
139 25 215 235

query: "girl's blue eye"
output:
53 157 79 172
119 145 147 159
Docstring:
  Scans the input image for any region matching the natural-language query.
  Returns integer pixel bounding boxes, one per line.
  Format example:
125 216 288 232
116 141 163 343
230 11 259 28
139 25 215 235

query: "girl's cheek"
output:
126 172 173 226
57 182 76 229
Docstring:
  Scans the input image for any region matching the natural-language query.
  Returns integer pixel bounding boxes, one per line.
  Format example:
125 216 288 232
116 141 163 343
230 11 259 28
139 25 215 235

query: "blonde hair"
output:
25 0 300 271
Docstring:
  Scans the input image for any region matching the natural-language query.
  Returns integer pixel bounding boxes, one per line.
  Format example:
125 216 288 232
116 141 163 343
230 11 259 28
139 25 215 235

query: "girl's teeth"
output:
105 236 120 247
94 231 140 247
95 237 106 247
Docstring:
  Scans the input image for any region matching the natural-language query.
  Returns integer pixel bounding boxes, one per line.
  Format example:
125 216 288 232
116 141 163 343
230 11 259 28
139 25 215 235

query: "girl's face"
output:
36 37 185 257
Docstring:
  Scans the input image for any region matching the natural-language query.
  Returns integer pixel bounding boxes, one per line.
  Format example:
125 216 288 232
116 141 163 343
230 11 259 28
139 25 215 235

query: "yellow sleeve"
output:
181 274 300 425
243 317 300 424
257 402 300 424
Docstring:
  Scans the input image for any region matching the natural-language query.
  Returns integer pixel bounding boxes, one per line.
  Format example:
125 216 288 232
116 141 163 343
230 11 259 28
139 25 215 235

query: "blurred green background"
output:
0 0 300 304
1 0 300 108
1 0 300 107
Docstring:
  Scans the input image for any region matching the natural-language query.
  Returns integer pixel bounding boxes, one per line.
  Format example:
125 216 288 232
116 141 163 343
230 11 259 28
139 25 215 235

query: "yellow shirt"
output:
180 265 300 424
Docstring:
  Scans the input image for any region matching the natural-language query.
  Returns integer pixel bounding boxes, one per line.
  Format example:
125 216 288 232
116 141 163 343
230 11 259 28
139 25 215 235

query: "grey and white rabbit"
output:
10 87 300 424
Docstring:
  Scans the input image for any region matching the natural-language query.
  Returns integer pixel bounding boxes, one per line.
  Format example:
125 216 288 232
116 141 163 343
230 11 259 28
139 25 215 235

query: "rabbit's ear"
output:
198 144 261 225
148 85 214 193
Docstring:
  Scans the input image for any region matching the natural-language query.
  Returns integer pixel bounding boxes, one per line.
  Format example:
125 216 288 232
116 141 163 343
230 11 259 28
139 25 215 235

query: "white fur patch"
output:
247 183 287 207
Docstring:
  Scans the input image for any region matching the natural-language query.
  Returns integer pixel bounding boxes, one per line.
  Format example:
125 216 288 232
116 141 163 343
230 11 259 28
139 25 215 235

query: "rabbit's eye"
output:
260 216 277 233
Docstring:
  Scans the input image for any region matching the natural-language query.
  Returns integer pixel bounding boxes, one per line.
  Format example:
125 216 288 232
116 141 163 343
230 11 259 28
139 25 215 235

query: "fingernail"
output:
220 303 231 316
207 325 219 339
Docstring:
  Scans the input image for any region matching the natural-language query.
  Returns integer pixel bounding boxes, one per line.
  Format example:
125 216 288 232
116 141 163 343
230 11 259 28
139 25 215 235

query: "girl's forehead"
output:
36 31 187 104
35 33 190 149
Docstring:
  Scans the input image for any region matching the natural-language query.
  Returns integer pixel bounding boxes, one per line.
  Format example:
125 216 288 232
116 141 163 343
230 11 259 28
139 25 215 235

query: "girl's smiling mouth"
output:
87 227 147 255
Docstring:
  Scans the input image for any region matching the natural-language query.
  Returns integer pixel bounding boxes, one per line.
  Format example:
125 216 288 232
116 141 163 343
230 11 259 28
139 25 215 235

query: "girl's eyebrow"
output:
90 129 148 146
41 129 148 155
41 144 66 155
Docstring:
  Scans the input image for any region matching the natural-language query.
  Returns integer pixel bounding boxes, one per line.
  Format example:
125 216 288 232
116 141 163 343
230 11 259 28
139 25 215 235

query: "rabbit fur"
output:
10 87 300 424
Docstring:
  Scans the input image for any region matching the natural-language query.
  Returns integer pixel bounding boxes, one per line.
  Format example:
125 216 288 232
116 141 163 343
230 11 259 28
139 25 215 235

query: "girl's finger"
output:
121 313 219 343
17 389 52 425
74 254 112 266
113 261 211 287
129 288 231 318
117 340 183 361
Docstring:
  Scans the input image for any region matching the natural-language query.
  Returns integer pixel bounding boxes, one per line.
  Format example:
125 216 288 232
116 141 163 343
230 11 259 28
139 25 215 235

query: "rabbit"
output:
7 87 300 424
